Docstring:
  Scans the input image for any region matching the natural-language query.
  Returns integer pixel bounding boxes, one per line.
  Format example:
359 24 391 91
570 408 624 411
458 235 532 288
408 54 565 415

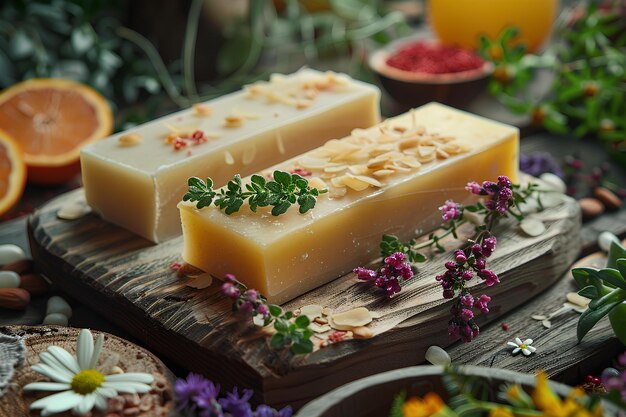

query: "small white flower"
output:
507 337 537 356
23 329 154 416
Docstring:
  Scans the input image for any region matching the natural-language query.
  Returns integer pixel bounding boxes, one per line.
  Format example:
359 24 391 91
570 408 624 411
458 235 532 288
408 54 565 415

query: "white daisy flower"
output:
507 337 537 356
23 329 154 416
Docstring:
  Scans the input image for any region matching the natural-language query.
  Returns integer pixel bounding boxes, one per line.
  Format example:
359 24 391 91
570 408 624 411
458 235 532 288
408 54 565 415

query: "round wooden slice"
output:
0 325 175 417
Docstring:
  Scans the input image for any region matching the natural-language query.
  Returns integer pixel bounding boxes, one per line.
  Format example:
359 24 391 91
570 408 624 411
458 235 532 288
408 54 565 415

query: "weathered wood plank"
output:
28 188 581 408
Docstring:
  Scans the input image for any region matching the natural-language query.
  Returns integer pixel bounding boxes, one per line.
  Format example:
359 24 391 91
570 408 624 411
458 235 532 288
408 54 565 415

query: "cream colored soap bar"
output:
80 69 380 242
179 103 519 304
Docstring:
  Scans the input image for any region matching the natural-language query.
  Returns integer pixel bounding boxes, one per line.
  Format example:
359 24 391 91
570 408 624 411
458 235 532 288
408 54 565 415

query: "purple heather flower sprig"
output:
221 274 271 321
175 373 293 417
438 239 497 343
438 175 525 343
354 252 414 298
220 274 314 355
601 350 626 403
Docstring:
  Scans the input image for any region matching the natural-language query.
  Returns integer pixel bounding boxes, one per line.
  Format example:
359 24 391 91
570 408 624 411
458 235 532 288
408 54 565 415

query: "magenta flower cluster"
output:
439 200 462 221
436 235 498 343
221 274 270 318
354 252 414 298
175 373 292 417
466 175 513 215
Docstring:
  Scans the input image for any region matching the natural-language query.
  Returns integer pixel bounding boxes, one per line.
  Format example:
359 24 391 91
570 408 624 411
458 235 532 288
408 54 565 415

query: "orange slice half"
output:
0 130 26 216
0 78 113 184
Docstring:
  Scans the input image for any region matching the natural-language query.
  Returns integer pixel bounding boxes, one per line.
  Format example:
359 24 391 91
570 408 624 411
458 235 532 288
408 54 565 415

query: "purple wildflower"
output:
222 282 241 299
219 388 254 417
354 252 413 298
476 294 491 313
479 269 499 286
439 200 462 221
481 236 497 257
465 181 482 194
519 152 564 178
353 267 377 281
257 303 270 317
175 373 220 411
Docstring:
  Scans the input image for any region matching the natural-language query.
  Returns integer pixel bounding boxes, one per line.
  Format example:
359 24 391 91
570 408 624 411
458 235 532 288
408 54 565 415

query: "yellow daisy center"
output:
71 369 104 395
519 344 527 349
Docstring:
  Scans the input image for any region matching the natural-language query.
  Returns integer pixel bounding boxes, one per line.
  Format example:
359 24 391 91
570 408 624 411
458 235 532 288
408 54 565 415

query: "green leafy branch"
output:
478 3 626 149
183 170 327 216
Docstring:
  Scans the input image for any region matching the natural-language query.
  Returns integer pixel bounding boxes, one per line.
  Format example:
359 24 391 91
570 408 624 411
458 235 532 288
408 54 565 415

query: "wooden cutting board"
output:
28 188 581 408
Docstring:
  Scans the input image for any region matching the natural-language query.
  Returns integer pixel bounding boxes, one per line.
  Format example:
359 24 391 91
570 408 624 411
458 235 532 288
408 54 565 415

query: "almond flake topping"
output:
283 120 471 198
245 71 349 109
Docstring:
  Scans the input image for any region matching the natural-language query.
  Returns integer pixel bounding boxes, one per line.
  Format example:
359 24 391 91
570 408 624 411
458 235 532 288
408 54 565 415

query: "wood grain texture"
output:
28 188 581 408
0 325 175 417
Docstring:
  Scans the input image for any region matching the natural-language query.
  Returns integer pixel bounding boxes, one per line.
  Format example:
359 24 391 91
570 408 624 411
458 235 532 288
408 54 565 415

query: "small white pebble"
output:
539 173 566 193
598 231 619 253
519 218 546 237
425 345 451 366
46 296 72 318
0 271 21 288
43 313 69 326
0 244 27 266
57 201 91 220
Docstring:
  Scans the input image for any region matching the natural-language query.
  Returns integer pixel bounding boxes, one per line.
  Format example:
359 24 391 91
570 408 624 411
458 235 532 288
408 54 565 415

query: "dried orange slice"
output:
0 79 113 184
0 130 26 216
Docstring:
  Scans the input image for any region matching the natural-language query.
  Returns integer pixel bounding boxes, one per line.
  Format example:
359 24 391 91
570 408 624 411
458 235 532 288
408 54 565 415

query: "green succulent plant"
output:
573 239 626 346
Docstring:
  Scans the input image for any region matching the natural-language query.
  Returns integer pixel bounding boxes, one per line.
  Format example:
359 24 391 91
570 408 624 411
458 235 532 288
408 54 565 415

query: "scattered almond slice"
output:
341 175 372 192
352 326 374 339
542 319 552 329
242 146 257 166
224 115 244 128
313 317 328 325
566 292 590 308
192 103 213 117
372 169 395 178
331 307 372 329
436 148 450 159
118 133 142 147
321 307 332 316
300 304 323 318
308 177 327 191
369 311 382 319
519 218 546 237
531 314 547 320
186 273 213 289
310 322 332 333
224 150 235 165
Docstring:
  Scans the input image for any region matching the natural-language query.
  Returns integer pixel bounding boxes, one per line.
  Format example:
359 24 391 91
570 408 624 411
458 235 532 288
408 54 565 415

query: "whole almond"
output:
20 273 49 296
593 187 622 210
1 259 34 275
579 198 604 219
0 288 30 310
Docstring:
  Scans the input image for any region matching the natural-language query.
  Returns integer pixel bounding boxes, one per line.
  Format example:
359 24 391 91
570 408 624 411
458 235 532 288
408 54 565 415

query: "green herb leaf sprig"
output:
183 170 328 216
268 305 314 355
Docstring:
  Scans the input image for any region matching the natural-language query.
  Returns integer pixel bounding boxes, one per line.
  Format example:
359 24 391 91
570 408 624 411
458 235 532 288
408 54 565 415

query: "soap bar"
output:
179 103 519 304
80 69 380 242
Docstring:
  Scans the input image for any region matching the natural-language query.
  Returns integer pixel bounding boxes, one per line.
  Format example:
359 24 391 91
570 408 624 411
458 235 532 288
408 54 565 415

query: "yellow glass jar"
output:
428 0 559 52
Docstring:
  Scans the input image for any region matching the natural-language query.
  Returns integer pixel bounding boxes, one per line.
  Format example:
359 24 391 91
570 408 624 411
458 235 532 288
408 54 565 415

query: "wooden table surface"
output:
0 132 625 399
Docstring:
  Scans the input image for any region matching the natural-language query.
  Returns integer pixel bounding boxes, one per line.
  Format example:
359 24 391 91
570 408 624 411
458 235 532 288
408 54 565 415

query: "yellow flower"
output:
531 372 603 417
489 406 514 417
532 372 563 413
402 392 445 417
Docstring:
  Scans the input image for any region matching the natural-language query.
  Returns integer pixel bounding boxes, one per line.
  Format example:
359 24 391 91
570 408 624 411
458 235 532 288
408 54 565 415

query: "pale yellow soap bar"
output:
80 69 380 242
179 103 519 304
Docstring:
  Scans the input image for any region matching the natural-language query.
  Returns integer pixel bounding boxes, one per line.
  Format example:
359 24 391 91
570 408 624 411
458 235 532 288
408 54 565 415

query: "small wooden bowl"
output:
369 40 493 110
295 365 619 417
